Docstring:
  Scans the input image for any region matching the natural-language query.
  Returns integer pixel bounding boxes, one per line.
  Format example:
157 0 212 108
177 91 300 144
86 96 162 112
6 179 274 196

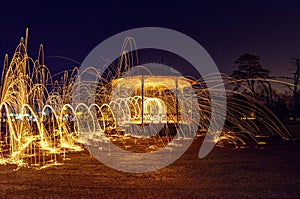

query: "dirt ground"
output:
0 135 299 199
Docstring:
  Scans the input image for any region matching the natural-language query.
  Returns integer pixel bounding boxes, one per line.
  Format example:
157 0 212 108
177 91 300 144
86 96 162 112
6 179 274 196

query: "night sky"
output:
1 1 300 80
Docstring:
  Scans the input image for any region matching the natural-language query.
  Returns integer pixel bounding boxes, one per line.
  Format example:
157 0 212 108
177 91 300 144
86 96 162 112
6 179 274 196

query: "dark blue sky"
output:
1 0 300 78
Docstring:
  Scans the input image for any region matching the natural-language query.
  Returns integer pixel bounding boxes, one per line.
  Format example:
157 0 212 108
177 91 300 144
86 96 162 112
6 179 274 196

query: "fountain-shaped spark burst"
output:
0 30 295 170
0 29 82 169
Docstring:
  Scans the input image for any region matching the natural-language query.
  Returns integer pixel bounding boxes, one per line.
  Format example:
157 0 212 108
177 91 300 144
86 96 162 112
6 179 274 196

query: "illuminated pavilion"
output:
110 64 198 127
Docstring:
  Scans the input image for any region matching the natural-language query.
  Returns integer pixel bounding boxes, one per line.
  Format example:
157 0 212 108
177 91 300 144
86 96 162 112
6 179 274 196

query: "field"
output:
0 130 299 199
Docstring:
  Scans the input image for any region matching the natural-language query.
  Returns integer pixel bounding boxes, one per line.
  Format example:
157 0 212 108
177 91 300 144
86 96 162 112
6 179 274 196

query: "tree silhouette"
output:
231 53 273 106
276 58 300 113
287 59 300 112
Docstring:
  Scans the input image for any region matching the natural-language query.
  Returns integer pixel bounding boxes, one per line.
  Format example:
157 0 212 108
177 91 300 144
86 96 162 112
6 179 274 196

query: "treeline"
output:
229 53 300 122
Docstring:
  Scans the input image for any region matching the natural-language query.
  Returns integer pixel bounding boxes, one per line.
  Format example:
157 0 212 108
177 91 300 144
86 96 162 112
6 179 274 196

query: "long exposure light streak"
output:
0 30 294 169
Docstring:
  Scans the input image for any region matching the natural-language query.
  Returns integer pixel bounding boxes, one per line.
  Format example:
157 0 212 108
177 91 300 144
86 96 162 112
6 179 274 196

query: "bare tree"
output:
276 58 300 112
287 59 300 111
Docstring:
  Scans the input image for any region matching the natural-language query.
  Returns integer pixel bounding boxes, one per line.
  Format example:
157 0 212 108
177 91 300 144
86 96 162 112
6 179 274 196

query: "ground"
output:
0 134 299 199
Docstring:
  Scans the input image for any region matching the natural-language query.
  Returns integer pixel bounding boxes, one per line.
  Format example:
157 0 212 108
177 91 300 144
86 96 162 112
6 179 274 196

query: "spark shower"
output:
0 29 292 170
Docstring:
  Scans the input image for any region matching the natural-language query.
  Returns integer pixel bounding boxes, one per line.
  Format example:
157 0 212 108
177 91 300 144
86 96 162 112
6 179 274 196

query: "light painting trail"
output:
0 30 293 169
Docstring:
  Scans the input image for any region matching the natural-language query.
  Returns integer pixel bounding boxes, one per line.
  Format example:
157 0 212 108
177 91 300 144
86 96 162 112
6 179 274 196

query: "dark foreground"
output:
0 138 299 199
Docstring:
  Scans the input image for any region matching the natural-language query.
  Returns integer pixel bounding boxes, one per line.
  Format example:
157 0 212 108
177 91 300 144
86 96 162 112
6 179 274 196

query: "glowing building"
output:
109 64 198 128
